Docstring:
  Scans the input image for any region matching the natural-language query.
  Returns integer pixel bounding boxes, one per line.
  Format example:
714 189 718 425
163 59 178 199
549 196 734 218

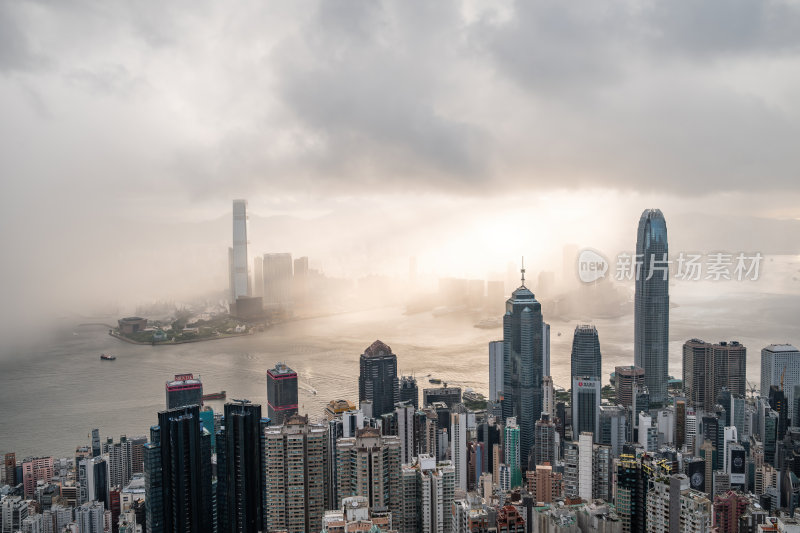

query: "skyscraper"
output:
489 340 504 403
358 340 399 418
683 339 747 412
504 417 522 488
401 455 455 533
534 414 557 467
572 377 601 439
761 344 800 421
399 375 419 409
216 402 265 533
451 406 469 492
4 452 16 487
231 199 250 301
263 415 328 533
144 405 212 533
165 373 203 410
570 324 602 380
501 267 544 465
634 208 669 405
253 256 264 298
615 366 645 409
266 363 298 425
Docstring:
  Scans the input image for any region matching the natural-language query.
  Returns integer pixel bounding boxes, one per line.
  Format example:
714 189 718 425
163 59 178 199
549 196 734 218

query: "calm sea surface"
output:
1 255 799 458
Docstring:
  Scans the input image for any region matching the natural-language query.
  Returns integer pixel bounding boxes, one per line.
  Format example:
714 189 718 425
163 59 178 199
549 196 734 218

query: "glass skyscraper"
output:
501 270 544 465
358 340 399 418
634 209 669 404
570 324 602 380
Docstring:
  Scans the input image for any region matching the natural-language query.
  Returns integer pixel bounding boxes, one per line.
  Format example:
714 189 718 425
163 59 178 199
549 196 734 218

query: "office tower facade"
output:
144 405 212 533
266 363 298 425
502 271 544 466
572 377 601 439
675 398 687 448
616 366 645 409
634 208 669 405
358 340 399 418
761 344 800 421
683 339 747 412
3 453 15 487
534 414 557 467
216 402 264 533
598 405 627 457
563 441 579 499
231 199 250 301
571 324 602 380
262 253 293 310
615 455 646 533
504 417 522 488
165 373 203 410
593 444 613 502
399 375 419 409
489 341 504 403
335 428 402 525
263 415 328 533
422 387 462 408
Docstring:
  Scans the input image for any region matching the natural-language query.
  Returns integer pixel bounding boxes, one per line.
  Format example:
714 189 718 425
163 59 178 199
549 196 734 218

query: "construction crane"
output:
746 380 759 398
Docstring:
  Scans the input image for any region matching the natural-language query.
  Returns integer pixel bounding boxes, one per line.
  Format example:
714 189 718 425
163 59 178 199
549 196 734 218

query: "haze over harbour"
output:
2 253 798 458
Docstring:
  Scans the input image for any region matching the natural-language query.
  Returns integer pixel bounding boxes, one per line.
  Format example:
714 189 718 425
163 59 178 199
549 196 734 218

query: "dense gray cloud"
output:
2 0 800 202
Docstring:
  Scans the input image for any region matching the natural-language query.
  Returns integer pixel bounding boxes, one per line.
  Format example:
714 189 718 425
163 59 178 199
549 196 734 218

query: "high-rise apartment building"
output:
451 406 469 492
598 405 627 458
144 405 213 533
266 363 298 425
77 502 105 533
104 436 133 490
231 199 250 301
526 463 563 503
571 324 602 380
358 340 399 418
502 269 544 466
399 375 419 409
263 415 328 533
563 441 579 499
21 457 54 499
165 373 203 410
542 376 555 419
3 453 15 487
400 455 455 533
572 377 601 439
335 428 402 526
216 402 266 533
646 475 711 533
262 253 293 310
713 491 748 533
578 432 593 502
761 344 800 421
634 209 669 405
616 366 645 409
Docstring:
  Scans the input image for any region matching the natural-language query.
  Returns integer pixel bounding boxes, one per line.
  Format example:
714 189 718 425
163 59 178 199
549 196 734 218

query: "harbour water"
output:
1 255 799 458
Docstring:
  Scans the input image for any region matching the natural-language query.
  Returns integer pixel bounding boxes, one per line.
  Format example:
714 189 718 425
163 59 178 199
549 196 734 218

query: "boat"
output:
100 353 116 361
202 391 226 401
428 378 442 384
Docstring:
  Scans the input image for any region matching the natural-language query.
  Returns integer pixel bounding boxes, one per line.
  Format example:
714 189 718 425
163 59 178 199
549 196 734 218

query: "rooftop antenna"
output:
521 256 526 287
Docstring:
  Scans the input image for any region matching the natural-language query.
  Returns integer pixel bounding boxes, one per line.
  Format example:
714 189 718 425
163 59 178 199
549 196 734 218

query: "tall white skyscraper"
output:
578 432 593 502
451 408 468 492
543 322 551 377
542 376 555 418
231 199 250 301
761 344 800 420
489 341 504 403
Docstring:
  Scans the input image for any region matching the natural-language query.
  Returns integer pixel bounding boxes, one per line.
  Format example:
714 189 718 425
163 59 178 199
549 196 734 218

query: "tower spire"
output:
521 256 526 287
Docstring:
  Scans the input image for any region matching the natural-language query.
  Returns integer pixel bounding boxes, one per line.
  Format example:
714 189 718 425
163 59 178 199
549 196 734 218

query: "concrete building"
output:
616 366 645 409
645 475 711 533
490 341 504 403
264 415 328 533
534 414 557 467
578 432 593 502
335 428 401 528
400 455 455 533
527 463 563 503
504 417 522 488
77 502 106 533
451 406 469 492
422 387 462 408
543 376 555 419
598 406 627 457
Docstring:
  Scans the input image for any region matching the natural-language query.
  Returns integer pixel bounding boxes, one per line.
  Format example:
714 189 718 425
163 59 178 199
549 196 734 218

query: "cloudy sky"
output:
2 1 800 331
